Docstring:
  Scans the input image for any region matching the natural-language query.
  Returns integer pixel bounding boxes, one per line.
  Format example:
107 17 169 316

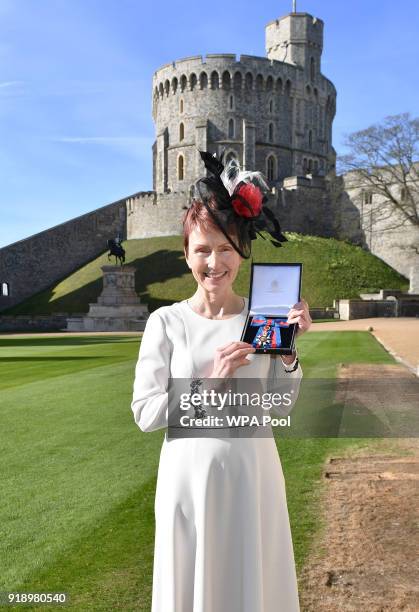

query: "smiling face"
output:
184 225 243 293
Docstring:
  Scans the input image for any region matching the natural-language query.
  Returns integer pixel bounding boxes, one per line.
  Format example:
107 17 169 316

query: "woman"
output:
131 151 312 612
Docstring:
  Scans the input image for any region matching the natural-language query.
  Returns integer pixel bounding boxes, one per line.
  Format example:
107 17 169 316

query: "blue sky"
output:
1 0 418 248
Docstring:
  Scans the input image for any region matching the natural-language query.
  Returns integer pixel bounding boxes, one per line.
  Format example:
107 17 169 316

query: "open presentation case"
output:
240 262 302 355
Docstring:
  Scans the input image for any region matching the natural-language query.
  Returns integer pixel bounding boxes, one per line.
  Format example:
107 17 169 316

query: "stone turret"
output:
265 12 324 78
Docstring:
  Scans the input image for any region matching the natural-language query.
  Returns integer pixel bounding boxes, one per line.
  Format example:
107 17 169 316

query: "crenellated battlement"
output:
153 53 301 104
127 190 187 239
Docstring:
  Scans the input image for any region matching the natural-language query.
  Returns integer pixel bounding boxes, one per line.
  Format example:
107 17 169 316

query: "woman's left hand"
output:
287 298 312 337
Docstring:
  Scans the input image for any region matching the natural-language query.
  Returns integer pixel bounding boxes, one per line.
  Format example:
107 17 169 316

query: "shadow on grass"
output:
54 249 189 312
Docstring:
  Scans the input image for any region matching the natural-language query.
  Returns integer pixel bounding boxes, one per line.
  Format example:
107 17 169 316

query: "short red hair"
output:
182 198 249 257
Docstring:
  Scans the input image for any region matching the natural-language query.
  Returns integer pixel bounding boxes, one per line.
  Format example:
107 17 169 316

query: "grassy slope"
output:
0 331 403 611
5 232 408 315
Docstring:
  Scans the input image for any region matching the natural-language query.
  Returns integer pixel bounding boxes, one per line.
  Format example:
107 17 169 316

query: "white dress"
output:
131 297 303 612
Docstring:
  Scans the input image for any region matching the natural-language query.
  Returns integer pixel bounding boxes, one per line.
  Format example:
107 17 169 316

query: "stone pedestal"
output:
66 266 149 332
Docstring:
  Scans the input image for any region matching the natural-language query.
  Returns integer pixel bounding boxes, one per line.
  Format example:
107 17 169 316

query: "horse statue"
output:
107 237 126 266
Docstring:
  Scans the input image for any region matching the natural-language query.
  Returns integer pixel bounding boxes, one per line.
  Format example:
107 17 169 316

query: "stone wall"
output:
309 307 339 320
0 313 74 332
337 297 419 320
126 191 186 239
125 176 334 241
274 176 335 237
338 299 396 320
0 199 127 312
410 265 419 294
335 173 419 279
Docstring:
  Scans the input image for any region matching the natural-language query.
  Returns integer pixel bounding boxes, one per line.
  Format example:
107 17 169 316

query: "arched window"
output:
199 72 208 90
228 118 235 139
310 57 315 81
308 159 313 172
1 282 9 296
178 155 184 181
269 99 273 113
164 80 170 96
222 71 231 89
180 75 187 92
266 76 273 91
179 98 184 113
245 72 253 90
268 123 274 143
211 71 219 89
190 73 197 90
179 122 184 141
171 77 178 94
229 95 234 110
267 155 276 181
233 72 242 89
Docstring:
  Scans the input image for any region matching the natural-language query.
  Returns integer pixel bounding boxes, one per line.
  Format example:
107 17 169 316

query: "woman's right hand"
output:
209 341 256 378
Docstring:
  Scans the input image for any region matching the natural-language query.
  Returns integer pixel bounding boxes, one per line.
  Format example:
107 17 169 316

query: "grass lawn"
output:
0 330 399 610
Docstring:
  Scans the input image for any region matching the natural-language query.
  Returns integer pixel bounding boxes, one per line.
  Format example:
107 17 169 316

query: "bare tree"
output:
338 113 419 237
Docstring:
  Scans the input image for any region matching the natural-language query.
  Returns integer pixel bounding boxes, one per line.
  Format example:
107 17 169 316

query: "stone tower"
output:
151 8 336 197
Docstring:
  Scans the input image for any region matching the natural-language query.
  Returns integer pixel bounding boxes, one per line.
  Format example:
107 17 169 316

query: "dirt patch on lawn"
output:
336 363 415 379
334 363 418 438
298 364 419 611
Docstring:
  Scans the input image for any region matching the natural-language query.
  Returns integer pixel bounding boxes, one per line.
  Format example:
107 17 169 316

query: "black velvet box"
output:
240 263 302 355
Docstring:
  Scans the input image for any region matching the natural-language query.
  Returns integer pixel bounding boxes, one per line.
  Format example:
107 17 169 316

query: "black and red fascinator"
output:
183 149 287 259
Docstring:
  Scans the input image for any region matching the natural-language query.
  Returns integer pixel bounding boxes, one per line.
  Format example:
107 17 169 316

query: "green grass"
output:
4 232 408 316
0 329 405 610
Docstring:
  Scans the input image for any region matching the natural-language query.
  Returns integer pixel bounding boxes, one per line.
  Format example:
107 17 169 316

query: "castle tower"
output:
151 7 335 197
265 11 324 80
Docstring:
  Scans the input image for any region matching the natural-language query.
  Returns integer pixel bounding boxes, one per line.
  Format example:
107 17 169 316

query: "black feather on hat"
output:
183 148 288 259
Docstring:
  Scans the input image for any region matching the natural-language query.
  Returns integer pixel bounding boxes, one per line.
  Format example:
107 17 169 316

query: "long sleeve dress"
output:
131 296 303 612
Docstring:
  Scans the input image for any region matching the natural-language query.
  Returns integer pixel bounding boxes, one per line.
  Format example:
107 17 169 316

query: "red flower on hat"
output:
231 182 263 218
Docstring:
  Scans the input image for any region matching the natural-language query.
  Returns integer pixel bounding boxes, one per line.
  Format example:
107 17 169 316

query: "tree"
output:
338 113 419 236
